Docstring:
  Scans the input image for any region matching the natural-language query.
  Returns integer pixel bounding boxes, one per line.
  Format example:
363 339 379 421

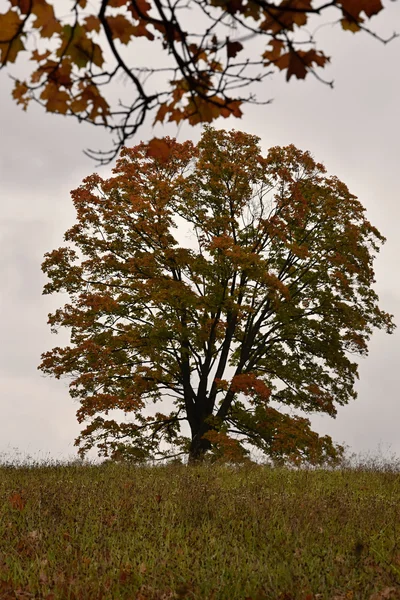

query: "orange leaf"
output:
106 14 136 44
12 79 29 109
84 15 101 34
30 59 58 83
146 138 173 161
274 51 290 71
132 21 154 40
263 39 285 63
9 492 26 511
45 91 70 114
306 49 330 68
222 99 243 118
31 2 62 38
109 0 130 6
153 102 170 124
129 0 152 18
70 94 89 114
290 0 312 27
187 43 208 63
40 82 70 114
0 10 22 39
70 83 110 123
31 48 52 62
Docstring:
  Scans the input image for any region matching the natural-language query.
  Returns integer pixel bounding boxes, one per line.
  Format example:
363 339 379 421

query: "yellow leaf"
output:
341 17 362 32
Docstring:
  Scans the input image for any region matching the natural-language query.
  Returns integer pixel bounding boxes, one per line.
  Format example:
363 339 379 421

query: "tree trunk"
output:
188 429 212 465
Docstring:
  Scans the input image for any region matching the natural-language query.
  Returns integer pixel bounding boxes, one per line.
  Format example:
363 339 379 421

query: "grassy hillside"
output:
0 453 399 600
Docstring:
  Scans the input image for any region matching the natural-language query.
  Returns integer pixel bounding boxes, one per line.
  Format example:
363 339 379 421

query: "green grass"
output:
1 449 400 600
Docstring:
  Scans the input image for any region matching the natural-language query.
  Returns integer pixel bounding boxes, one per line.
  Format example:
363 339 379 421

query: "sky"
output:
0 1 399 468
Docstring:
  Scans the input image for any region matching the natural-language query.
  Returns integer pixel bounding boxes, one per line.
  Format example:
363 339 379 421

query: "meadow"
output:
0 448 399 600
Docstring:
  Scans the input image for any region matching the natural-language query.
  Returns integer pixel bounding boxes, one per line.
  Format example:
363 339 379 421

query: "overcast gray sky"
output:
0 2 399 467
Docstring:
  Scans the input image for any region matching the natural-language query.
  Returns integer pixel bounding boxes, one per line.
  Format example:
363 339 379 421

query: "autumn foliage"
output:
0 0 396 163
39 127 395 466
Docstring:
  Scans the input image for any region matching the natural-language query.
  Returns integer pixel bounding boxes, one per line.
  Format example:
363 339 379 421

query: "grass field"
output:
0 449 399 600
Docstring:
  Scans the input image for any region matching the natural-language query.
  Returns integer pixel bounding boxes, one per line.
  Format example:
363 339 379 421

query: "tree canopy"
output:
38 126 395 466
1 0 397 164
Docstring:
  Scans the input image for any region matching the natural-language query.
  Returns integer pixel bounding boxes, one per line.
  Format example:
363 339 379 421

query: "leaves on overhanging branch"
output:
1 0 397 164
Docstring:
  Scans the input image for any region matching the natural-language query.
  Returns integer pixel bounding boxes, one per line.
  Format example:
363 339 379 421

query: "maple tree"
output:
39 127 395 466
1 0 397 164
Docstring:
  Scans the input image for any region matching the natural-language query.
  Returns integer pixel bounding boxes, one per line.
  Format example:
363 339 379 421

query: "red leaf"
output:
10 0 31 14
339 0 383 19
